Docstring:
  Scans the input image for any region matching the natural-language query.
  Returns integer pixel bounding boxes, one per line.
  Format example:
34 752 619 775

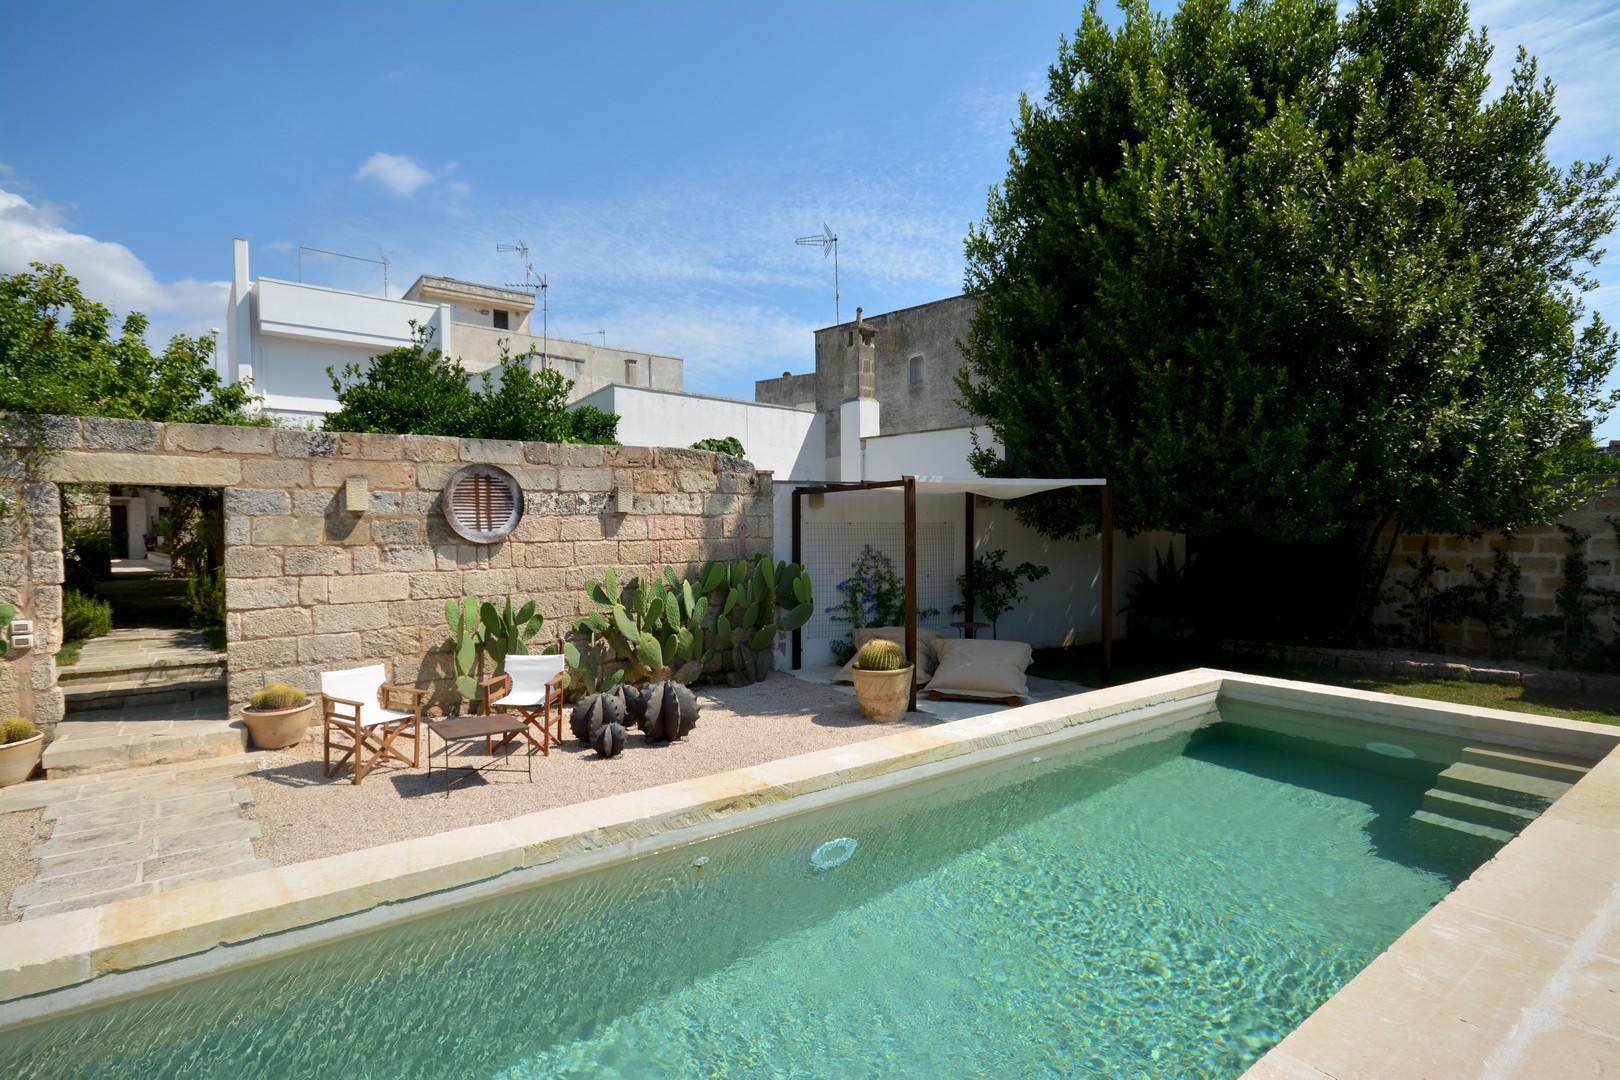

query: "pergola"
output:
790 475 1113 710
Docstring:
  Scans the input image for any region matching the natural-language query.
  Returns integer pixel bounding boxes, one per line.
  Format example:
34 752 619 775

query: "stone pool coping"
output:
1 668 1615 1072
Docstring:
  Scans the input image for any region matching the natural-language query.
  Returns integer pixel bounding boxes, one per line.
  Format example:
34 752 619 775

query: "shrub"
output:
249 682 307 710
0 717 36 744
63 524 112 591
186 564 226 631
62 588 113 642
691 436 745 458
953 549 1050 639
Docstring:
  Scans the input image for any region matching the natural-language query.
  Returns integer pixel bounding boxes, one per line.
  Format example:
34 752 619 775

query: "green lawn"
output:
1030 645 1620 726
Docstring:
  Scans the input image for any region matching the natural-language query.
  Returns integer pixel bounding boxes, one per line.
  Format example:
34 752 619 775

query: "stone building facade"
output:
754 295 980 477
0 417 772 740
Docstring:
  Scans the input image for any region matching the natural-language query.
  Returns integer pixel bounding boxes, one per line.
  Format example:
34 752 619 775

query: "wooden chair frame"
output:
323 683 427 785
481 668 566 756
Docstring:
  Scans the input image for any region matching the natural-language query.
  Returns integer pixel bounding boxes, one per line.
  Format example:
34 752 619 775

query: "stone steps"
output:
1408 809 1517 862
42 695 246 779
1432 761 1575 809
58 627 228 714
1408 746 1589 861
62 671 227 714
1456 745 1591 785
1420 787 1541 833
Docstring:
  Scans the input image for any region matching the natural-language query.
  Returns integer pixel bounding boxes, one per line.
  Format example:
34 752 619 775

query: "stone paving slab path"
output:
1 757 268 920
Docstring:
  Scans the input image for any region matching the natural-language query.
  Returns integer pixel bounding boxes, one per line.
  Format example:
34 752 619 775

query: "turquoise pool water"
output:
0 707 1516 1078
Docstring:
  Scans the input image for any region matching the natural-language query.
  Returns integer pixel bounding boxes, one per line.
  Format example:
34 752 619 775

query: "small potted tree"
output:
241 681 314 750
849 639 912 722
0 717 42 787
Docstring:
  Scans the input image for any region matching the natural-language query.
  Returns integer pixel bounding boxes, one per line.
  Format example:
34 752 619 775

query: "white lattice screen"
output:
801 522 957 648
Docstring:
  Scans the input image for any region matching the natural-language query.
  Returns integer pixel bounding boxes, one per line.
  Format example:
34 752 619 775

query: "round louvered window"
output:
442 464 524 543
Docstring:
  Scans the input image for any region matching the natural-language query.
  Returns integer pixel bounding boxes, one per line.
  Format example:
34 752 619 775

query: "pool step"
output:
1408 809 1516 861
1456 746 1590 785
1432 762 1572 809
1420 788 1540 833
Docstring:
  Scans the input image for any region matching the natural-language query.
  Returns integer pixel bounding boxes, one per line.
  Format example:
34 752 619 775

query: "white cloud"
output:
0 186 227 343
354 152 434 197
1469 0 1620 162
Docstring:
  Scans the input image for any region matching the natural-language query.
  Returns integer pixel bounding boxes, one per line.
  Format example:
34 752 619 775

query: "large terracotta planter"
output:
0 733 43 787
241 702 315 750
851 665 914 723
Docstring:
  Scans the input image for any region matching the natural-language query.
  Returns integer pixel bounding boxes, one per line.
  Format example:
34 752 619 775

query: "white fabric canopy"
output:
904 476 1105 497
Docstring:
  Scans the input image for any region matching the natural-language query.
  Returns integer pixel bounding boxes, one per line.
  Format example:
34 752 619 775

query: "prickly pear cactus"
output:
570 689 628 745
855 639 906 671
593 722 627 758
637 680 700 742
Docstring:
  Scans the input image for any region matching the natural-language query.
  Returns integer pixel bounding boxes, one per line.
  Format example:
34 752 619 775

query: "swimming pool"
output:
0 698 1571 1078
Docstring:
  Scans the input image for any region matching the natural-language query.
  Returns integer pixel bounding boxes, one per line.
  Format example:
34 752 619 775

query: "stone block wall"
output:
0 417 773 738
1373 479 1620 657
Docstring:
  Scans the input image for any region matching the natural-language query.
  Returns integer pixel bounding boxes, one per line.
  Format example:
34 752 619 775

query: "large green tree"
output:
958 0 1619 631
0 262 258 424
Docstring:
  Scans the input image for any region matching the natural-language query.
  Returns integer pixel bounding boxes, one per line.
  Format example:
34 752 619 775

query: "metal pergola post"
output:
904 476 918 713
1100 481 1113 685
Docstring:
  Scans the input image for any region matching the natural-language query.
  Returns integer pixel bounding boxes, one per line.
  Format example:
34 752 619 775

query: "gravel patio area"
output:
0 809 47 925
238 672 939 868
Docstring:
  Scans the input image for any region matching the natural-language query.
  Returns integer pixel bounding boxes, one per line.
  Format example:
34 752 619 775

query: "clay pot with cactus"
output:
241 681 314 750
0 717 42 787
849 639 913 723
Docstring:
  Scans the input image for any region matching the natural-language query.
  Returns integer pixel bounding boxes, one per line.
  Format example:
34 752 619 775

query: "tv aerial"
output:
497 241 549 361
795 222 841 325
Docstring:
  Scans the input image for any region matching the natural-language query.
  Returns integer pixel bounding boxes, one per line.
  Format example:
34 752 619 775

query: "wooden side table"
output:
426 713 533 798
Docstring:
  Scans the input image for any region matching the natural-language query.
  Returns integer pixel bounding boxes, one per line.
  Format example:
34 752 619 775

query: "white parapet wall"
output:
574 385 825 482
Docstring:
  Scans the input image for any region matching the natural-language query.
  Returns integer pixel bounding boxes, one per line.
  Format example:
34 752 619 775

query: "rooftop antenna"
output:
795 222 840 324
497 241 548 363
298 246 389 296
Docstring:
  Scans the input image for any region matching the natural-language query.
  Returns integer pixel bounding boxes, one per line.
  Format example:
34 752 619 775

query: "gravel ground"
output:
0 808 47 925
240 673 937 868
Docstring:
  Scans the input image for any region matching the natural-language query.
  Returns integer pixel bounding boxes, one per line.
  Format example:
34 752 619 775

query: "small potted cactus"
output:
849 639 913 723
241 681 314 750
0 717 42 787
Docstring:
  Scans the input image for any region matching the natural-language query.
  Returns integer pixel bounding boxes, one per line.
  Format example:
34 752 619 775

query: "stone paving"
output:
0 757 267 920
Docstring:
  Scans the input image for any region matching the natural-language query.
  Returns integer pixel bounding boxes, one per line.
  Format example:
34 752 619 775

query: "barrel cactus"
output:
637 680 700 742
855 639 906 671
570 689 628 745
593 722 627 758
1 717 35 744
249 681 308 710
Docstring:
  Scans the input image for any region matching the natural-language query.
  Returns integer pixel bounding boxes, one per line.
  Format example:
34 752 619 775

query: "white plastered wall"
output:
772 483 1178 668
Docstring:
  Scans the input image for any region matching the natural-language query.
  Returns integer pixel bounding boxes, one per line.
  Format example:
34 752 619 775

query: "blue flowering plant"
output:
826 545 937 664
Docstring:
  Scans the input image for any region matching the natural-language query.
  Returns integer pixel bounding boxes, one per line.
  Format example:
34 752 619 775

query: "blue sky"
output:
2 1 1617 434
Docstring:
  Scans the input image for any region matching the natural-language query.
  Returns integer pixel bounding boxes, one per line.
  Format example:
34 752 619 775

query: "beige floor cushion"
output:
924 638 1034 702
834 626 943 685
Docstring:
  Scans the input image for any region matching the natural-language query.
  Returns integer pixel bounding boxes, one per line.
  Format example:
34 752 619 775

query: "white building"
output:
223 238 684 424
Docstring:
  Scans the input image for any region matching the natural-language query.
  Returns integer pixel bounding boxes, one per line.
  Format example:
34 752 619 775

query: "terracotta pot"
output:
851 665 914 723
0 732 43 787
241 702 315 750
